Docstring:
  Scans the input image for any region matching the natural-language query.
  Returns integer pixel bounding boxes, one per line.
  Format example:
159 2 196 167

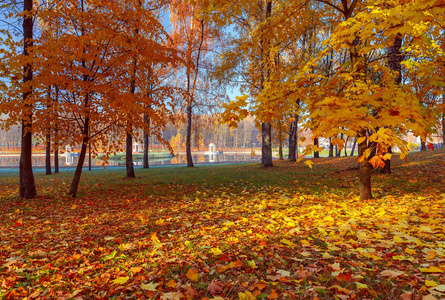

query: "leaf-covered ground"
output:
1 149 445 300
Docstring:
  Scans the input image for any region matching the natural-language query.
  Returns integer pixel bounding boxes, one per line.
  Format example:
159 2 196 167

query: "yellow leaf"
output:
405 248 417 255
186 268 199 281
355 282 368 289
210 248 222 256
166 280 177 288
419 266 444 273
238 290 256 300
112 276 129 284
304 160 313 169
141 281 159 291
425 280 438 287
71 205 77 210
394 236 404 243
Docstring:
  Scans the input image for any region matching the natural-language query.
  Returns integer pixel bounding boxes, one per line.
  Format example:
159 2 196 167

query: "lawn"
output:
1 149 445 299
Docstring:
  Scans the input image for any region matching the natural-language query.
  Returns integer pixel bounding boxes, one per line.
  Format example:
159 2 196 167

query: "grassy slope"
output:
0 149 444 299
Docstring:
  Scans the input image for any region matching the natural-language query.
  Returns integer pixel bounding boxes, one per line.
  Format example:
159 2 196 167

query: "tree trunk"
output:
421 141 426 151
329 138 334 157
143 112 149 169
288 114 298 161
88 141 91 171
54 133 59 174
336 133 343 157
186 70 194 167
54 88 59 173
344 137 349 156
45 87 51 175
126 125 135 178
19 0 36 199
69 117 89 198
261 122 273 167
350 138 357 156
314 137 319 158
381 146 392 174
358 131 372 200
46 132 51 175
278 120 283 160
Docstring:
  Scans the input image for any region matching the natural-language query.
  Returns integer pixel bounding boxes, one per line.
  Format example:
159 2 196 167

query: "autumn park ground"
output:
1 150 445 300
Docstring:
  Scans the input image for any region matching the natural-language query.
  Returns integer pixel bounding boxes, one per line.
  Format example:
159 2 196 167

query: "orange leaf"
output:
186 268 199 281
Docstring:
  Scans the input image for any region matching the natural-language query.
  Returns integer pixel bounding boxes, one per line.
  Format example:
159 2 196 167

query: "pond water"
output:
0 153 261 168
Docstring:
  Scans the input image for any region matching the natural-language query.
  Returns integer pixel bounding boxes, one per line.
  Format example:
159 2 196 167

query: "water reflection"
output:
0 153 260 168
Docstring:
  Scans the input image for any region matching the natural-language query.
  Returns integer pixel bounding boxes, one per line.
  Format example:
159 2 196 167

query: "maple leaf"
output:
186 268 199 281
208 280 224 294
304 160 313 169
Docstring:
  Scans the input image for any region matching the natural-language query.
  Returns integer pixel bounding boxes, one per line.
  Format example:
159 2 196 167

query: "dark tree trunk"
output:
350 138 357 156
358 131 372 200
54 135 59 174
314 137 319 158
19 0 36 199
288 114 298 161
46 132 51 175
329 138 334 157
344 137 349 156
336 133 343 157
45 87 51 175
261 122 273 167
186 72 194 167
126 126 135 178
54 88 59 173
143 112 150 169
88 142 91 171
421 141 426 151
69 117 89 198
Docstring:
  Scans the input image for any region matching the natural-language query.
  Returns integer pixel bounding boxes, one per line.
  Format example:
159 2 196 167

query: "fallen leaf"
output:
141 282 159 291
186 268 199 281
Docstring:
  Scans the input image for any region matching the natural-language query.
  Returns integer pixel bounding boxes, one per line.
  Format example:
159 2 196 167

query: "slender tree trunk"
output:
350 138 357 156
278 120 283 160
126 127 135 177
19 0 36 199
186 71 194 167
344 137 348 156
46 132 51 175
54 88 59 173
288 116 297 161
358 130 372 200
421 141 426 151
45 87 51 175
54 129 59 174
262 122 273 167
88 142 91 171
143 112 150 168
314 137 319 158
69 117 89 198
260 0 273 168
336 133 343 157
329 138 334 157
